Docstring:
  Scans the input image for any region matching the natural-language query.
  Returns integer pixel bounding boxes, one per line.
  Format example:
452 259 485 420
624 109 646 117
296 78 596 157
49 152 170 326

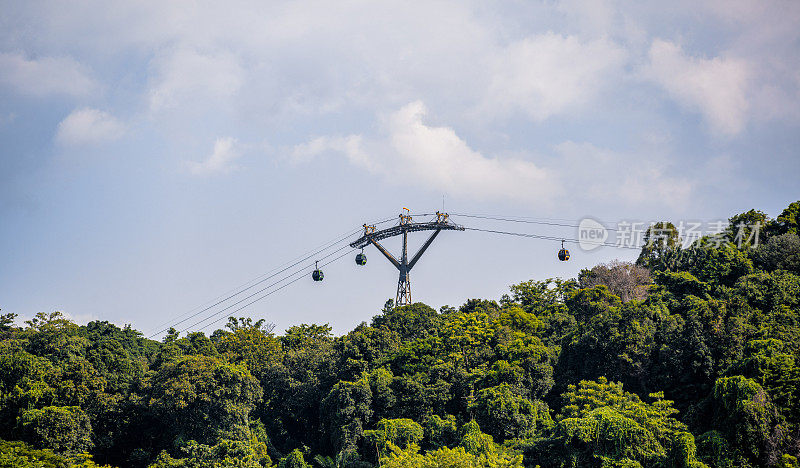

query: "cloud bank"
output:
56 108 126 146
0 52 97 97
294 101 556 203
644 39 751 135
188 137 241 175
484 33 627 121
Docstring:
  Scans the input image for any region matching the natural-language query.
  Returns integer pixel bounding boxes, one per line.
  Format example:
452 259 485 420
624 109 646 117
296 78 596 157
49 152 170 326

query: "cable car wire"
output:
172 212 441 335
146 230 357 338
465 227 640 250
152 211 641 338
192 247 357 334
175 244 353 335
181 213 448 334
148 216 395 338
451 213 621 232
449 211 581 223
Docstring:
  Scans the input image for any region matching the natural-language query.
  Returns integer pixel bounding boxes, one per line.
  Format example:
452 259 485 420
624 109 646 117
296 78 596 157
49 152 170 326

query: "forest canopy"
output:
1 201 799 467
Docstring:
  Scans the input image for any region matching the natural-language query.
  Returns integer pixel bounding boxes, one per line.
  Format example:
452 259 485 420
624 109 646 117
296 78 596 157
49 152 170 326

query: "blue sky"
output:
1 1 798 336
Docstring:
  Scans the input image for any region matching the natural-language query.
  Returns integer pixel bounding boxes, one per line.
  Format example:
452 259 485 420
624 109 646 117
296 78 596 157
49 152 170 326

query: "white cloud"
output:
148 48 244 111
553 141 694 209
3 2 797 133
0 52 97 97
291 105 704 210
386 102 554 200
293 101 556 202
188 137 241 175
643 39 751 135
31 4 632 126
56 108 126 146
2 2 797 202
483 33 627 121
291 135 375 170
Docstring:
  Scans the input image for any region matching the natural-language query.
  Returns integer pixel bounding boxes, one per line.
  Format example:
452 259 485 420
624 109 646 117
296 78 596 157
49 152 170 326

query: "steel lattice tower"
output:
350 210 464 306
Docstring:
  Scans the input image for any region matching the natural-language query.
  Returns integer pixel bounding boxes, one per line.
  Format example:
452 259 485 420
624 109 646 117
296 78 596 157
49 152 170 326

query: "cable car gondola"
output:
558 240 570 261
312 261 324 281
355 250 367 265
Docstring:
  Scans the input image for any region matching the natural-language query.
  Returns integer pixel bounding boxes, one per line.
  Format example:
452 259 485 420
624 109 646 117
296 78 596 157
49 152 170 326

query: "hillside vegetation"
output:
1 202 799 468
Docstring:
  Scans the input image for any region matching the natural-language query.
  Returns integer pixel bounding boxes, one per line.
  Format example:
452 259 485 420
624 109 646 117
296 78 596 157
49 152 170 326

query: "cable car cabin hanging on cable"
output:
312 261 324 281
558 240 570 261
355 251 367 265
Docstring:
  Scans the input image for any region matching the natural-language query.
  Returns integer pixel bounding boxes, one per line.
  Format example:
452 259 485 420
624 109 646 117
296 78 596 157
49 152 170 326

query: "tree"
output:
18 406 93 454
147 355 262 447
702 375 788 466
21 312 89 361
333 325 400 382
320 378 373 454
278 449 311 468
556 407 663 467
422 415 457 449
0 439 110 468
726 339 800 425
81 320 159 364
2 202 799 467
371 303 442 341
365 368 396 422
147 438 268 468
752 233 800 273
507 278 578 346
225 317 275 334
270 323 336 453
457 420 523 465
669 241 754 288
0 351 58 436
726 209 769 248
213 317 282 379
380 444 523 468
773 201 800 236
652 271 711 299
0 312 17 337
83 332 141 395
364 418 424 460
565 285 622 324
469 383 545 441
507 279 576 316
636 222 681 270
388 372 451 423
579 261 652 302
558 378 686 440
526 378 706 468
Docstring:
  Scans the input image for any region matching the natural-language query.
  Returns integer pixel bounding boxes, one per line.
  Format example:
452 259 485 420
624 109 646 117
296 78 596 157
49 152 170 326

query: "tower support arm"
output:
368 237 401 270
408 229 442 270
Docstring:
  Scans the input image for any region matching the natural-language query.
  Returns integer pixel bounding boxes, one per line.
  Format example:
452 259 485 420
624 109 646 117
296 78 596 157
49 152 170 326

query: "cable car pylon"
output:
350 210 464 307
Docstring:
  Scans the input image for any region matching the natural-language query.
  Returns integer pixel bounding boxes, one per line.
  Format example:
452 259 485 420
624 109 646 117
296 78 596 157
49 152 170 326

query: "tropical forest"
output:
2 201 800 468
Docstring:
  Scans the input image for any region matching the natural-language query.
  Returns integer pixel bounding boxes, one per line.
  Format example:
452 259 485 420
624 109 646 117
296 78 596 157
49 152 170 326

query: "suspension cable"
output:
451 213 620 232
146 230 358 338
151 212 642 338
147 216 395 338
175 244 353 335
193 247 357 334
465 227 640 250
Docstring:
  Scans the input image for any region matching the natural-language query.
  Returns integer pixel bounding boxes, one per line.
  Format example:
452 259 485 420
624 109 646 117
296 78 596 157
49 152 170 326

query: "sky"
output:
1 0 799 337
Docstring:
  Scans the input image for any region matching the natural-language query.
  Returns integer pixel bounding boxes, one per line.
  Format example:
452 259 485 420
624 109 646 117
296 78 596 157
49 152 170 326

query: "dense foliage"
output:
2 202 799 467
